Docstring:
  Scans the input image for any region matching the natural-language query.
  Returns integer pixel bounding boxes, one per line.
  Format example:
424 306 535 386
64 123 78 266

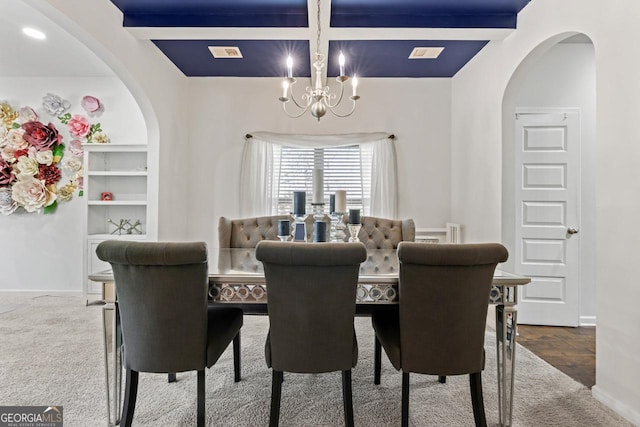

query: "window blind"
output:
276 145 372 215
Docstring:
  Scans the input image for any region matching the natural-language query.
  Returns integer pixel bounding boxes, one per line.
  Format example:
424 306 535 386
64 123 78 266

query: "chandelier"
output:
279 0 359 121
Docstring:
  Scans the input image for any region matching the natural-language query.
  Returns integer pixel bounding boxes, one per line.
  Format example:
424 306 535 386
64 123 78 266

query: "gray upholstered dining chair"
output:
96 240 243 427
372 242 508 427
344 215 416 249
255 241 367 427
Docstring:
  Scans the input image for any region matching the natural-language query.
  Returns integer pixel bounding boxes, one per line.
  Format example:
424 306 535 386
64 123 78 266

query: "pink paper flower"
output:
69 139 84 157
81 96 102 114
21 121 63 151
0 157 15 185
68 115 90 138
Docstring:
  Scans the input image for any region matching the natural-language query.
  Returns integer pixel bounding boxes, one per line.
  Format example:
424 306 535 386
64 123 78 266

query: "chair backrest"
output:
96 240 209 374
345 216 416 249
255 241 367 373
397 242 508 376
218 215 331 247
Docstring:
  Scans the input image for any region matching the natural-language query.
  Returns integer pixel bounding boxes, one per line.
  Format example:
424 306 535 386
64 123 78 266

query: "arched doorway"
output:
502 33 596 327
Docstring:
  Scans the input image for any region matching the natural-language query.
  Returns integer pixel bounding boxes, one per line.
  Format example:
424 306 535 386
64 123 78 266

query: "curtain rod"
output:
245 133 395 139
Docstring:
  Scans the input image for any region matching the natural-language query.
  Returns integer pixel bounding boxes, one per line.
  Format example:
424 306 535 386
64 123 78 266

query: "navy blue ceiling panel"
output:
327 40 488 78
152 40 311 77
330 0 531 28
111 0 532 78
111 0 308 27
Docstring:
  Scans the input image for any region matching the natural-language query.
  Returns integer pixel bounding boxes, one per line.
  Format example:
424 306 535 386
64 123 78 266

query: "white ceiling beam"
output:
125 27 311 40
328 27 514 41
126 25 513 42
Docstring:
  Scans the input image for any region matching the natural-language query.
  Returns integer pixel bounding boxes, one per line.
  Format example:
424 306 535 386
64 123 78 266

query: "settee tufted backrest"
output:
218 215 414 249
218 215 287 248
345 216 416 249
218 215 331 248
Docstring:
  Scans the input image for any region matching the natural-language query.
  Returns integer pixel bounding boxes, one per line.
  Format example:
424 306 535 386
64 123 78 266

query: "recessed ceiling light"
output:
409 47 444 59
22 27 46 40
208 46 243 58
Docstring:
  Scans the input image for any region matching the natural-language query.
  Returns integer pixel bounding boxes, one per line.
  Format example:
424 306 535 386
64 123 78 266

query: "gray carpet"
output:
0 293 631 426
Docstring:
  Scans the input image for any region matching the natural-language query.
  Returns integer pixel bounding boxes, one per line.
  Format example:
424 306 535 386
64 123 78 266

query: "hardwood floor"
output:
516 325 595 388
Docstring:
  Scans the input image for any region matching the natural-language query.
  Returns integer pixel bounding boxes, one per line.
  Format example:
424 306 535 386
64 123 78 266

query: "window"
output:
275 145 372 215
240 132 397 218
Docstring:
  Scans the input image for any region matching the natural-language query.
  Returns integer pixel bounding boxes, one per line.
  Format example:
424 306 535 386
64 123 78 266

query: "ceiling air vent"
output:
208 46 243 59
409 47 444 59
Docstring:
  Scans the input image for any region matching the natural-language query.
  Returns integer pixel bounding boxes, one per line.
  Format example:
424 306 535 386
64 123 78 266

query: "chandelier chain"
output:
278 0 359 121
316 0 321 55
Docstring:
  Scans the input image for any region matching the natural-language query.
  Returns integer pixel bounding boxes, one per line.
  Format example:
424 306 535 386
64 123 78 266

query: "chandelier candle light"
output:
279 0 360 121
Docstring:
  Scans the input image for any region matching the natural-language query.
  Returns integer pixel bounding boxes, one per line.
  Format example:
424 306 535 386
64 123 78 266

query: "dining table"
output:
89 247 530 427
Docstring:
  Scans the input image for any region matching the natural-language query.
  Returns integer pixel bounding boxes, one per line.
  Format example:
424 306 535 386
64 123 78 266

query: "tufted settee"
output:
218 215 327 248
218 215 415 249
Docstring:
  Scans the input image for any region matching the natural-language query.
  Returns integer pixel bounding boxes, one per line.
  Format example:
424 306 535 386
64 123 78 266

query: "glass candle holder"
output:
292 214 307 241
348 223 362 242
331 213 346 242
312 203 325 221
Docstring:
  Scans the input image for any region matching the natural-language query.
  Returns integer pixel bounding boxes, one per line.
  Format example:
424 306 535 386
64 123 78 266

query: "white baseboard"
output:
580 315 596 326
592 385 640 426
0 290 83 295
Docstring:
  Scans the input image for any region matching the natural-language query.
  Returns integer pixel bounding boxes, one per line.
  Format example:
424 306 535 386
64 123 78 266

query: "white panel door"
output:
515 110 580 326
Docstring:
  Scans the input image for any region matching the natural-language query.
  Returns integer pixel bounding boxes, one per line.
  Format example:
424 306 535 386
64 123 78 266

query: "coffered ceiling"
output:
109 0 531 78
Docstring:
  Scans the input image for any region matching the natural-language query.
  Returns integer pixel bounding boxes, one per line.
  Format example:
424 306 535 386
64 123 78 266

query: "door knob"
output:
567 227 579 235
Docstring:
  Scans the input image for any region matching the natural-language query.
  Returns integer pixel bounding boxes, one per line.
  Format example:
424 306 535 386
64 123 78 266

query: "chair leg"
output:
121 369 138 427
168 373 176 383
233 331 241 382
401 372 409 427
342 370 355 427
438 375 446 384
270 370 283 427
197 370 205 427
374 336 381 385
470 372 487 427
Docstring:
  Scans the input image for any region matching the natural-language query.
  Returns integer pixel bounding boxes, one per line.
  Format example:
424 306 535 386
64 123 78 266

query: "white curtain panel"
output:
368 138 398 218
240 132 397 217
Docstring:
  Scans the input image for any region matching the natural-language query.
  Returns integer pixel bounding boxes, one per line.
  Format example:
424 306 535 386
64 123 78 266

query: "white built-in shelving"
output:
82 144 153 295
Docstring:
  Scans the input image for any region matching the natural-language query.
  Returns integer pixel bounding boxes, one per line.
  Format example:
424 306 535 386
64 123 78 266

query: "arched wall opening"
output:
0 1 156 292
501 32 596 325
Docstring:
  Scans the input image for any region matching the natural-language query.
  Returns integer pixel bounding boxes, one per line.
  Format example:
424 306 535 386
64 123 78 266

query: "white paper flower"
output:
7 128 25 146
42 93 70 116
19 107 39 122
62 157 82 175
11 176 56 212
1 135 29 163
0 187 17 215
16 156 39 177
0 127 8 148
35 150 53 166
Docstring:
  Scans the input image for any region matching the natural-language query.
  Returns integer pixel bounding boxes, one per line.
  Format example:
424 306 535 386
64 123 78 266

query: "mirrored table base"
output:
98 281 520 426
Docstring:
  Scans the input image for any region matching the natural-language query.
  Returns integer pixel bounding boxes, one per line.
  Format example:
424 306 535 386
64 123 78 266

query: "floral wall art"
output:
0 93 109 215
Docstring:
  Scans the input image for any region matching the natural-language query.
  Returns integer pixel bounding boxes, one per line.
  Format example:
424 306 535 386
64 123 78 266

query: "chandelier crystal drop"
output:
279 0 359 122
